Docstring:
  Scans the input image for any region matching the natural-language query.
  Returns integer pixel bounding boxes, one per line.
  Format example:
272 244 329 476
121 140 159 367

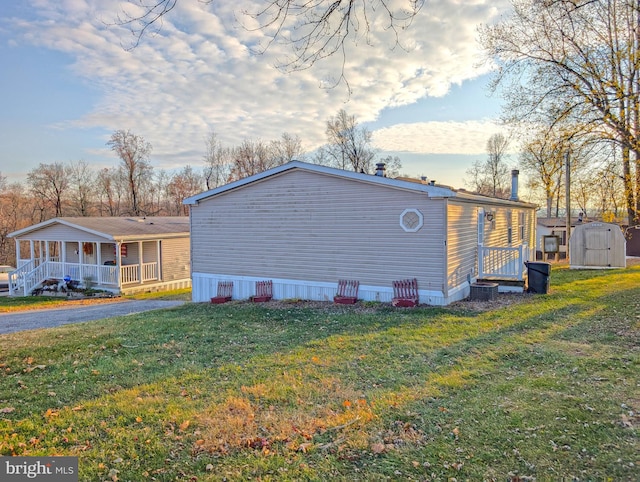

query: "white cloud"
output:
372 120 506 155
8 0 512 171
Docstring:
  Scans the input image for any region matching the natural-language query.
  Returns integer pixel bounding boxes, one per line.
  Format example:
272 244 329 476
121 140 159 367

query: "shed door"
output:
584 228 610 266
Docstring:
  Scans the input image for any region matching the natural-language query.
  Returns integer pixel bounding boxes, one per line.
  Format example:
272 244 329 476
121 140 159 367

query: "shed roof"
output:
183 160 536 208
9 216 190 241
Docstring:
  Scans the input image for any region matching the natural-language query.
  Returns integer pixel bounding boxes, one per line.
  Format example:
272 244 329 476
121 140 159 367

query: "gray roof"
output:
9 216 190 241
183 160 536 208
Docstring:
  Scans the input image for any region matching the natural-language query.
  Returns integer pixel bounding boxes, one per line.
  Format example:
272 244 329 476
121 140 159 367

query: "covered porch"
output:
9 239 161 296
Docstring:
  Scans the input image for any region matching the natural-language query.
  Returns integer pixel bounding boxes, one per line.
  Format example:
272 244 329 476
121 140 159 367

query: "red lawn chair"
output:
210 281 233 304
334 280 359 304
392 278 419 307
251 280 273 302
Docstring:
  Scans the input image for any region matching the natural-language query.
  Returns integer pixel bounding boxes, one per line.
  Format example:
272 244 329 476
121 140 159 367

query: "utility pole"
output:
565 151 571 262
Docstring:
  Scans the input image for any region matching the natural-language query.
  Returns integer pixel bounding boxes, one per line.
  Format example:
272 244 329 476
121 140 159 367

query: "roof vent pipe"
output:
429 180 436 186
375 162 386 177
510 169 519 201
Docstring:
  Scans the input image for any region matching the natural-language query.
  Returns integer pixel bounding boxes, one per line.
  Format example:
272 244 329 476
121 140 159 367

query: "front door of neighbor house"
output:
82 242 97 265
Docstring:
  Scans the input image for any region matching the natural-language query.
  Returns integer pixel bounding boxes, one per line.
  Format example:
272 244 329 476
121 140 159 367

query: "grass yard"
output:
0 268 638 481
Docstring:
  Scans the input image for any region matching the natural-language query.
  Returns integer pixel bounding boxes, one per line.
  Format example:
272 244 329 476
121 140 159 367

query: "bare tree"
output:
107 130 154 216
66 160 96 216
0 182 35 265
269 132 304 165
465 134 511 198
320 109 377 173
203 131 232 190
96 167 123 216
115 1 424 85
480 0 640 224
27 162 69 220
377 155 403 178
229 139 276 180
166 165 204 215
519 128 567 217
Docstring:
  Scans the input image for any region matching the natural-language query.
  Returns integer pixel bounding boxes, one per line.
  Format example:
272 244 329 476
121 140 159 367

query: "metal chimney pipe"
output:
510 169 519 201
375 162 386 177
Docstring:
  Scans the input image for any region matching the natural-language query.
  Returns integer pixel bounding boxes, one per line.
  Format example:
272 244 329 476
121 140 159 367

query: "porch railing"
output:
478 244 531 280
120 262 159 284
121 265 139 284
9 260 42 296
9 260 159 294
142 262 158 282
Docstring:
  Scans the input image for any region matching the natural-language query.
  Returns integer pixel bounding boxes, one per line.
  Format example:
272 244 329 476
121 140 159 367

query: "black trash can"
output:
526 261 551 294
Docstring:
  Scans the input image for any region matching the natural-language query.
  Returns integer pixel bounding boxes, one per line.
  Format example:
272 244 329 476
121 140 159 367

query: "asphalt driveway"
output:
0 299 186 335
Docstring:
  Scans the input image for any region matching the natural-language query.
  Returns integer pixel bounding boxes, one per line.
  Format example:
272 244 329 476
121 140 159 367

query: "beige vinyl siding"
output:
101 244 116 264
121 243 139 265
17 224 109 243
483 208 535 250
142 241 159 263
446 201 480 290
161 238 191 281
191 170 446 291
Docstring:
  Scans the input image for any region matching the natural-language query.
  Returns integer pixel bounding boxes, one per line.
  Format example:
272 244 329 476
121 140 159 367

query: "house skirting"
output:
192 273 467 306
120 278 191 295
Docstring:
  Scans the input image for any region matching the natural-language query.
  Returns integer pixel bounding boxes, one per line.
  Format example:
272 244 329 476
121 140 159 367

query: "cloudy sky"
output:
0 0 514 188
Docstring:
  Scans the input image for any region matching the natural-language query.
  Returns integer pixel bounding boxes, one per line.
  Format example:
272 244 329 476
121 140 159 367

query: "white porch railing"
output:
142 262 158 282
478 244 531 280
121 262 159 285
121 265 139 284
9 260 158 294
9 260 45 296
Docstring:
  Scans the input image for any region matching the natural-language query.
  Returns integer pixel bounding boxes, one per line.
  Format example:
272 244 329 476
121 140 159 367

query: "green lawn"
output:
0 268 637 481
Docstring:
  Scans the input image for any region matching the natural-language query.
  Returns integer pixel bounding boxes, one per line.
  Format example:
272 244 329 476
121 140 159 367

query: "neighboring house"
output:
184 161 537 306
536 217 583 259
7 217 191 296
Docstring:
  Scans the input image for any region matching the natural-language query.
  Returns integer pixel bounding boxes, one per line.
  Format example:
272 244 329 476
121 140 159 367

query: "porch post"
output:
116 242 122 289
97 243 103 284
139 241 144 284
44 241 50 278
15 239 20 266
30 241 34 265
61 241 67 274
79 242 84 283
156 240 162 281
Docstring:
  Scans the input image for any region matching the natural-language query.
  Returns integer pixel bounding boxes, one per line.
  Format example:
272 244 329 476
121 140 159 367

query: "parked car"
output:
0 265 15 289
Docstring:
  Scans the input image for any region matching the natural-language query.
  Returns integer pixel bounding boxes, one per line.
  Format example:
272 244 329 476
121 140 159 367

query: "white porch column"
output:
15 239 20 266
116 242 122 289
30 241 35 265
139 241 143 284
156 240 162 281
79 242 84 282
96 243 103 284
